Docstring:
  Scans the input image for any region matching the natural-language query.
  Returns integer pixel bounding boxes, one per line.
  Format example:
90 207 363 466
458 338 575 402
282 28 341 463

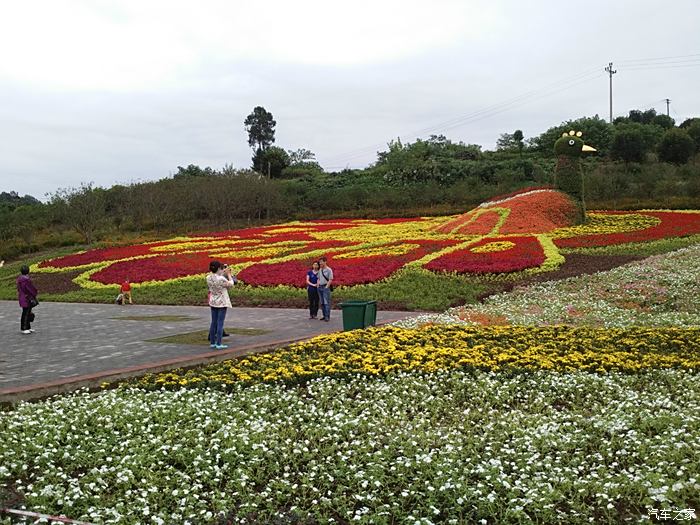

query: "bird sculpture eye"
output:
568 139 575 146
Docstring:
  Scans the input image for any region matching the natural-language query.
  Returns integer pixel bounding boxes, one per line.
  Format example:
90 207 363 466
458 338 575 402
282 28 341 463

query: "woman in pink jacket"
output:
17 265 38 334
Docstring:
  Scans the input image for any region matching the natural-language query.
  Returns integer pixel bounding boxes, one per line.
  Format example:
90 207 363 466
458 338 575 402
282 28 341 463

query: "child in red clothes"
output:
120 279 133 304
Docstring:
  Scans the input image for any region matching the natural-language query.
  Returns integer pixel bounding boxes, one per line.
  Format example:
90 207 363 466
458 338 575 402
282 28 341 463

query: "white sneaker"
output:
21 330 31 334
29 329 36 333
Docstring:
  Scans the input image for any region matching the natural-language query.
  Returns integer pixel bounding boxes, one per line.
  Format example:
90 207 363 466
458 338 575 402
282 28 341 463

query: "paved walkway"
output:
0 301 410 401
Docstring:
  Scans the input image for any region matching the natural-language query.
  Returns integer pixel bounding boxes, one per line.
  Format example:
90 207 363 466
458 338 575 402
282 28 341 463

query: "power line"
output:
617 52 700 64
321 52 700 168
619 58 700 67
323 66 604 164
620 63 700 71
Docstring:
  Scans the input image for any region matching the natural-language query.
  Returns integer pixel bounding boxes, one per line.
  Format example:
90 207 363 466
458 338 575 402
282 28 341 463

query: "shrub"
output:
658 128 696 165
610 126 647 163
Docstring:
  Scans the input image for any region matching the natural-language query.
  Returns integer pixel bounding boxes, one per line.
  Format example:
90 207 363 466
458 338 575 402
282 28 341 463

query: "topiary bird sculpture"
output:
553 130 596 224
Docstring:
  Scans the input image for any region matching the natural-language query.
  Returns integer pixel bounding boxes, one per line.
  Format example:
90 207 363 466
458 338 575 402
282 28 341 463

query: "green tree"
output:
679 117 699 129
287 148 316 164
50 182 106 245
10 205 45 246
173 164 217 178
685 119 700 152
657 128 695 165
628 108 658 124
0 191 41 208
651 114 675 129
496 132 517 150
529 116 613 156
253 146 290 178
244 106 276 153
513 129 524 157
610 126 647 163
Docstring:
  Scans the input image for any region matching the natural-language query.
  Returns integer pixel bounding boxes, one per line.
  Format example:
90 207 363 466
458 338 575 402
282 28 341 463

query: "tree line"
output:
1 107 699 262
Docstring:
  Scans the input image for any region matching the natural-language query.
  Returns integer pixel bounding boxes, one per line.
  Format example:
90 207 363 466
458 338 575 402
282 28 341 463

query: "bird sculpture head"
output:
554 130 597 157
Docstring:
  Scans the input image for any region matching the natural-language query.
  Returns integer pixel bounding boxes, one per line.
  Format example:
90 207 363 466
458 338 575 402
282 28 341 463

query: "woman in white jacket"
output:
206 260 235 349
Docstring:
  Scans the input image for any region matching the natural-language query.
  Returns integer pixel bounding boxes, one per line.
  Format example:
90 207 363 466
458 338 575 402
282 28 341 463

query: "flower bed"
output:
132 325 700 388
30 188 700 293
555 210 700 248
396 243 700 329
238 240 459 287
1 368 698 524
435 188 580 235
424 236 547 274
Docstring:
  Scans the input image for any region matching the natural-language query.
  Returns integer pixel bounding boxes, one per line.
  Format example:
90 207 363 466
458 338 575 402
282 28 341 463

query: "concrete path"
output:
0 301 410 401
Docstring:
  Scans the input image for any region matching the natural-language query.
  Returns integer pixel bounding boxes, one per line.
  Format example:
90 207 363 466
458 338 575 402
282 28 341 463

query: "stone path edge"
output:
0 336 308 404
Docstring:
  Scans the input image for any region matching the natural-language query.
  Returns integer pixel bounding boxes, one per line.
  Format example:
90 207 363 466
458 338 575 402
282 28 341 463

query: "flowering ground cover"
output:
0 187 694 310
395 242 700 329
2 371 699 524
3 244 700 523
133 325 699 387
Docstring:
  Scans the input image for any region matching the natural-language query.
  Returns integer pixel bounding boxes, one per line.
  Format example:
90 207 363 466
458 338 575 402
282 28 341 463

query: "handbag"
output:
28 296 39 308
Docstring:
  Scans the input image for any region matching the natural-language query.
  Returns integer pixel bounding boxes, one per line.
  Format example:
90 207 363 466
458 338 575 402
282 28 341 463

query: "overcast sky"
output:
1 0 699 199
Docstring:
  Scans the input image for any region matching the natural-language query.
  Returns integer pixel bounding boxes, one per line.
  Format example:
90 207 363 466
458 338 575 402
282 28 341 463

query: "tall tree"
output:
658 128 695 165
513 129 524 157
252 146 290 178
244 106 276 153
50 182 106 245
610 126 646 164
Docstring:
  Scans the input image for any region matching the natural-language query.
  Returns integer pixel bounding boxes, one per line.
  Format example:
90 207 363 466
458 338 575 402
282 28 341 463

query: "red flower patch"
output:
39 241 178 269
238 240 459 287
435 189 578 235
555 211 700 248
438 210 502 235
89 240 355 285
424 236 546 274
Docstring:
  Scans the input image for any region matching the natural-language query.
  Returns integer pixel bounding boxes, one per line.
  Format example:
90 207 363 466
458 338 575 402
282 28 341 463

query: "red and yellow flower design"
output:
33 189 700 289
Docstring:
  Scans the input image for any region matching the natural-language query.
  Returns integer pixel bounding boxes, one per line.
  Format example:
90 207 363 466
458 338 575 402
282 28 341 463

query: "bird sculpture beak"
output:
582 144 596 152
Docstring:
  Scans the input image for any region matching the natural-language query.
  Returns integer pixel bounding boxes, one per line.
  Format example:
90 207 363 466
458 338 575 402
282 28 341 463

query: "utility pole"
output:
665 98 671 116
605 62 617 123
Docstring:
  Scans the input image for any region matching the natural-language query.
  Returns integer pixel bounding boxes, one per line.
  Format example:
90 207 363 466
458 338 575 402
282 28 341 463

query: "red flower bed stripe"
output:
89 240 355 285
238 240 459 287
424 236 546 274
38 241 179 269
435 189 578 235
555 211 700 248
497 191 578 234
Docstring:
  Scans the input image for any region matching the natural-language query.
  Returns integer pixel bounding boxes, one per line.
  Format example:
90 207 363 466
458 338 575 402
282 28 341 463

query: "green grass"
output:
148 327 270 345
111 315 197 322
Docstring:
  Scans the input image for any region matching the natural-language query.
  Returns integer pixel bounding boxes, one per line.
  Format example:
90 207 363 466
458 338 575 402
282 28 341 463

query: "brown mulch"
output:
29 270 83 294
477 254 645 302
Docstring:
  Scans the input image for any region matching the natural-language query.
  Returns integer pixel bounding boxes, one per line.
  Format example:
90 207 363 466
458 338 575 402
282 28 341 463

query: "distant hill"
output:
0 191 41 208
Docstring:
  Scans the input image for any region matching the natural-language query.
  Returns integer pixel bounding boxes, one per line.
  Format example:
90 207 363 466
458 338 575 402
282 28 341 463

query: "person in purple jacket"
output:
17 265 38 334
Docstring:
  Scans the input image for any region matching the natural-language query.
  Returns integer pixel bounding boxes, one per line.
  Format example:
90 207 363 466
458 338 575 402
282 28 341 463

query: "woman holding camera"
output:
207 260 236 350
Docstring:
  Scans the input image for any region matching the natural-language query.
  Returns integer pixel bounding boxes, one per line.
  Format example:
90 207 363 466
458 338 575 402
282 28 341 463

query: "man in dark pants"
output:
317 257 334 322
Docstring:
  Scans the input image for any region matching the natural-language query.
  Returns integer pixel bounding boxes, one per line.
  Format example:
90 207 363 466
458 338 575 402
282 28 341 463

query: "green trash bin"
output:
340 300 378 331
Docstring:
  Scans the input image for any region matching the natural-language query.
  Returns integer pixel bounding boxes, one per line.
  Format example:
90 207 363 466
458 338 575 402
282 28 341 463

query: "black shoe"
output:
222 332 230 337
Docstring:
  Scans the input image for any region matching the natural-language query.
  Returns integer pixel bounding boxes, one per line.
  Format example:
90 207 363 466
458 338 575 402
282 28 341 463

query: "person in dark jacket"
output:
17 265 38 334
